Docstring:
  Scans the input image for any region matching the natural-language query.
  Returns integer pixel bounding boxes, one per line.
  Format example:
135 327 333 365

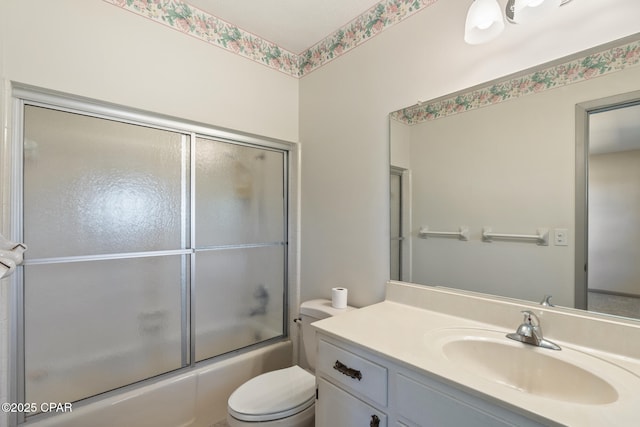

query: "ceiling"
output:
185 0 383 54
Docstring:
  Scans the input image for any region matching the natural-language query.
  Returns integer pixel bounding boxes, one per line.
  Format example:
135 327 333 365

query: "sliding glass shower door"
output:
22 106 189 407
19 102 287 415
194 138 286 361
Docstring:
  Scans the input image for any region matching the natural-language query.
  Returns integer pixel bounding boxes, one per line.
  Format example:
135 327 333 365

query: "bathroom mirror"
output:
389 34 640 320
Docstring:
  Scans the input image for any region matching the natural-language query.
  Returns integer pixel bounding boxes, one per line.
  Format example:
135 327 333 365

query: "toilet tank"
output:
298 299 355 371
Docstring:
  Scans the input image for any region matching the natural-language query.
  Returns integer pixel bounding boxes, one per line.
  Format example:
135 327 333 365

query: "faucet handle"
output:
540 295 555 307
520 310 540 326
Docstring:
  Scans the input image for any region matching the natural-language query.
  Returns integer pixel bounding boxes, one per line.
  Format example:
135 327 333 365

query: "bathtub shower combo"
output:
8 87 293 426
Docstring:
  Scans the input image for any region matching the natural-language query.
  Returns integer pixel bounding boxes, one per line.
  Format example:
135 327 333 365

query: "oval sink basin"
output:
424 328 639 405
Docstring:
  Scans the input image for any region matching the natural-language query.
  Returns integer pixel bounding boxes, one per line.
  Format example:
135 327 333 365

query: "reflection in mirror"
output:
581 99 640 319
389 34 640 321
390 166 411 282
390 168 402 281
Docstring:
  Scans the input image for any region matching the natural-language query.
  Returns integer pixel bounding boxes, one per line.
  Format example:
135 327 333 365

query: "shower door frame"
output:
6 82 299 425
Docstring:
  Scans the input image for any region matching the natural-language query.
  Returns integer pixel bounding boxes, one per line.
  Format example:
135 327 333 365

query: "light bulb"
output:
507 0 562 24
476 19 494 30
464 0 505 44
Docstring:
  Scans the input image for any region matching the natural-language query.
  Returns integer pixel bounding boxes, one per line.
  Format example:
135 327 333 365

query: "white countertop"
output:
312 299 640 427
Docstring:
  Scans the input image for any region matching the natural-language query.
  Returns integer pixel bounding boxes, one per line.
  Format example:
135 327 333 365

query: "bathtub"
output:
22 340 292 427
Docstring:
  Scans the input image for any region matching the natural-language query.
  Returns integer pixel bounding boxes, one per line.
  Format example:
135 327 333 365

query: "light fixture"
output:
464 0 505 45
465 0 573 45
505 0 561 24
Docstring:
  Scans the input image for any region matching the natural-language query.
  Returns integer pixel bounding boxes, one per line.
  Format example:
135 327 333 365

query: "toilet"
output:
227 299 355 426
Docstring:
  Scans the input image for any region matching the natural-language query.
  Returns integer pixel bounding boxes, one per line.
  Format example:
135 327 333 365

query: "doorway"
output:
390 166 411 281
576 90 640 319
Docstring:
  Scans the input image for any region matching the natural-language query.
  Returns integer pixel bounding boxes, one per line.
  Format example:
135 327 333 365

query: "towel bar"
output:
418 226 469 241
482 227 549 246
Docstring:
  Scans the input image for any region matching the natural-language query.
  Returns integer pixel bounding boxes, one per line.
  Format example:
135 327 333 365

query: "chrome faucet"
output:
506 310 561 351
540 294 555 307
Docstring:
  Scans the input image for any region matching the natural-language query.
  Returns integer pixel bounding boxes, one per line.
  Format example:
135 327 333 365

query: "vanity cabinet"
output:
315 334 546 427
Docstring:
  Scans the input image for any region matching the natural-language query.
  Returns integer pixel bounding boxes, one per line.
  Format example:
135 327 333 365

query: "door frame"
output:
575 89 640 310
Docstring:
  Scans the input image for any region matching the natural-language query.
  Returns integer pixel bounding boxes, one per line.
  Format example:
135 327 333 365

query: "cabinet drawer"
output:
316 378 387 427
317 339 387 407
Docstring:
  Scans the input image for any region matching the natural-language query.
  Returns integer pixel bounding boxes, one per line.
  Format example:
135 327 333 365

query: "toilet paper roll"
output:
331 287 348 309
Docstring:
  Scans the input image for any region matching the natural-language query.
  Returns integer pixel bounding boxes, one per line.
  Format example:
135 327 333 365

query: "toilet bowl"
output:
227 299 354 426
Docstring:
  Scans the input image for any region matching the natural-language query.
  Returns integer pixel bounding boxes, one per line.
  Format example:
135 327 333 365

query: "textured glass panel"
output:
194 246 284 362
195 138 284 246
24 256 185 408
23 106 188 258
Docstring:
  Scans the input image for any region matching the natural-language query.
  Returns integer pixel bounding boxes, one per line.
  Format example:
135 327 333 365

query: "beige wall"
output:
299 0 640 307
1 0 299 140
389 119 411 170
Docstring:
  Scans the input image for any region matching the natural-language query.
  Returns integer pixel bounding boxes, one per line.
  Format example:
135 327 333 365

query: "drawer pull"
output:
333 360 362 381
370 414 380 427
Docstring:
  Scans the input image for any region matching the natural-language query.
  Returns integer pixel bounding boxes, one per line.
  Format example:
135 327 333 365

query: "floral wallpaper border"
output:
102 0 437 77
103 0 300 75
390 38 640 125
298 0 438 76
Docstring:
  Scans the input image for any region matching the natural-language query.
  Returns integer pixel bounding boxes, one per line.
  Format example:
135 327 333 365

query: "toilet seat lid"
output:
228 365 315 422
